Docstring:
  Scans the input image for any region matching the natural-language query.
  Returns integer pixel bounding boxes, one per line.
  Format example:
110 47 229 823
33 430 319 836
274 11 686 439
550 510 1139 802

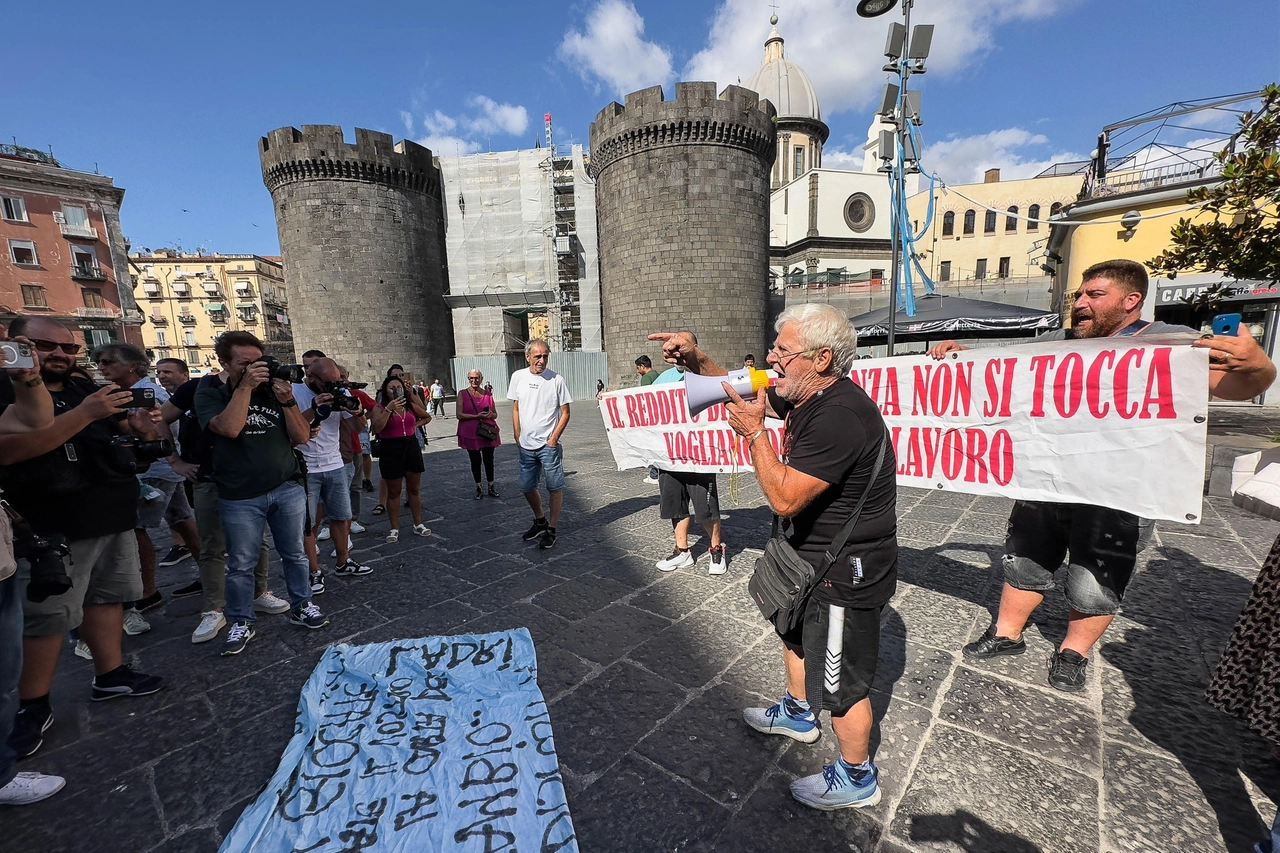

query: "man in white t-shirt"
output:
293 357 371 587
506 339 572 549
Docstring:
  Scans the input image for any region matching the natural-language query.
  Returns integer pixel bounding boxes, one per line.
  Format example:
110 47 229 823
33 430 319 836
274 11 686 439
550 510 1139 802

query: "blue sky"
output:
4 0 1276 257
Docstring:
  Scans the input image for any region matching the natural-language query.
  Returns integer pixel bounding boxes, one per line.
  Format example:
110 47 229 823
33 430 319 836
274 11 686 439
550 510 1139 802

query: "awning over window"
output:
205 303 224 312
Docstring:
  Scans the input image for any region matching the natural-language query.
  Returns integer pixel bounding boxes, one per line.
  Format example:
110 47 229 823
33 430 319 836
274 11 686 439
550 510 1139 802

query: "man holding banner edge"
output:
650 302 898 811
929 258 1276 692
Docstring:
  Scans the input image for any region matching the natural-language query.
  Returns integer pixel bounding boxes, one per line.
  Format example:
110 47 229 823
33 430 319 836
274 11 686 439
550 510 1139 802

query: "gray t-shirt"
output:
1036 320 1199 342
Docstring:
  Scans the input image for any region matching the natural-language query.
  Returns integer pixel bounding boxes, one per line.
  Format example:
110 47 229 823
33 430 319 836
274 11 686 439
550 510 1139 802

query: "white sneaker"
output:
74 639 93 660
191 610 226 644
316 525 331 542
0 771 66 805
656 548 695 572
708 545 728 576
252 591 290 615
330 538 354 559
122 609 151 635
643 475 659 485
350 521 367 534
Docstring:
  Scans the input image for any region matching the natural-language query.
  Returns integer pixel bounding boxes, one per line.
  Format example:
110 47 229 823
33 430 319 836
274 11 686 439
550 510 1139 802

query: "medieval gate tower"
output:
258 126 454 380
589 83 776 388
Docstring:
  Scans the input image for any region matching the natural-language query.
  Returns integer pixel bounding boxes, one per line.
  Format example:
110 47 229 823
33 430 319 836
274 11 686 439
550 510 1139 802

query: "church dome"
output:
744 22 822 122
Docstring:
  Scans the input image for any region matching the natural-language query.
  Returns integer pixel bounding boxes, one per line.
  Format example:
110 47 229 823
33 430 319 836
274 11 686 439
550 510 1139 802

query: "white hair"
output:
525 338 549 357
774 303 858 376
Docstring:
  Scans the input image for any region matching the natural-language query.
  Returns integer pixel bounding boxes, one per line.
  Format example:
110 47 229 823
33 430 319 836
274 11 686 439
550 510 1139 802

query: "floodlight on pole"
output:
857 0 899 17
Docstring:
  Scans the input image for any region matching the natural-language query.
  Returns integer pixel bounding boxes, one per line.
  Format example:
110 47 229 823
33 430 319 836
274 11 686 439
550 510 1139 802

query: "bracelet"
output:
749 429 766 443
280 399 298 408
22 376 43 388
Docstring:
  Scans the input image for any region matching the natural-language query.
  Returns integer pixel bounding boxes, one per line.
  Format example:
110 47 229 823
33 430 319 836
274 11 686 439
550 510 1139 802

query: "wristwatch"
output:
22 377 43 388
281 399 298 408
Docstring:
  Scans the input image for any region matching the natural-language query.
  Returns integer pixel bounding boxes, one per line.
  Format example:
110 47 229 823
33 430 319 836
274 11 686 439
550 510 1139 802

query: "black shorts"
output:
658 470 720 524
778 598 881 715
377 435 425 481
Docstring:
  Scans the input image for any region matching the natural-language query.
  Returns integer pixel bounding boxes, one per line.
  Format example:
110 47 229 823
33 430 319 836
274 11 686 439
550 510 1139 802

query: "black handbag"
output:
748 430 889 634
369 437 382 458
476 421 499 441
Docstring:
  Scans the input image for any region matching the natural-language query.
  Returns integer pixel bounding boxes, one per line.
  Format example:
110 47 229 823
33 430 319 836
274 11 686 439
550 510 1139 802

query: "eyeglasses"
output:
770 345 816 367
96 358 119 367
468 377 482 381
28 339 81 355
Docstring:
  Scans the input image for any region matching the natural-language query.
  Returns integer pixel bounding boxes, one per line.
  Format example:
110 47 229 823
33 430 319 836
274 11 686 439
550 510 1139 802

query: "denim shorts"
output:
518 444 565 494
306 467 353 524
1002 500 1152 616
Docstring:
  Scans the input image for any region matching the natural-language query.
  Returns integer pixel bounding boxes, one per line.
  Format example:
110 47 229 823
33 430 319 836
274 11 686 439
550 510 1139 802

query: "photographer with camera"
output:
93 343 200 632
0 327 65 804
371 372 432 542
0 317 167 768
292 357 372 592
195 332 328 656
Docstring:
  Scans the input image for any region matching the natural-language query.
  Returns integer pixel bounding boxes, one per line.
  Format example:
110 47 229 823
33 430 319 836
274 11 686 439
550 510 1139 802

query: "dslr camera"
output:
322 381 364 413
11 519 72 603
256 356 304 383
110 435 174 474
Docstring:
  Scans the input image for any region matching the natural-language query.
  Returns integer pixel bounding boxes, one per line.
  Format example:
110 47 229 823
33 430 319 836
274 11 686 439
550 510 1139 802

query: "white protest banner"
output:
220 628 577 853
600 336 1209 523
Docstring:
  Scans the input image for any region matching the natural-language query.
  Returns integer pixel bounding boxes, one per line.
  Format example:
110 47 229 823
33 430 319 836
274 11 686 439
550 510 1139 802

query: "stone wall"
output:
590 83 776 388
259 126 454 382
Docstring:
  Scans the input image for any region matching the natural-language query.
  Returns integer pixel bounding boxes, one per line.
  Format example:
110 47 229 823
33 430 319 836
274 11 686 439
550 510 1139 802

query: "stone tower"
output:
258 126 454 381
590 83 776 389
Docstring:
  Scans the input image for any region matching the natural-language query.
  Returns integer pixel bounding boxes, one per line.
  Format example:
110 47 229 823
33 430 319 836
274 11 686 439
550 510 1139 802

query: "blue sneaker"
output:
743 696 820 743
790 761 881 810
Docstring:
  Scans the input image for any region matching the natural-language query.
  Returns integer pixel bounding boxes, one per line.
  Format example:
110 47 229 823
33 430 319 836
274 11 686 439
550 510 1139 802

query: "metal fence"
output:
449 350 608 401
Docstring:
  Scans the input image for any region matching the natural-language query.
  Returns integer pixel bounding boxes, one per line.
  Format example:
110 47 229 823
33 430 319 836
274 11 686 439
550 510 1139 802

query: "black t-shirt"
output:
194 379 301 500
170 375 222 480
769 378 897 608
0 374 140 540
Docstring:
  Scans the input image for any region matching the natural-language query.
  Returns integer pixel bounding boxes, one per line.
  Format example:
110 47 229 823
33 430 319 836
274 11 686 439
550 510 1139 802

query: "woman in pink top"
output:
370 374 431 543
456 369 501 500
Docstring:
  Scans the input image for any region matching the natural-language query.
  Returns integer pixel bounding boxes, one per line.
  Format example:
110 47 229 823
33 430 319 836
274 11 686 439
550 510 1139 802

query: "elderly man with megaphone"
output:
649 302 898 812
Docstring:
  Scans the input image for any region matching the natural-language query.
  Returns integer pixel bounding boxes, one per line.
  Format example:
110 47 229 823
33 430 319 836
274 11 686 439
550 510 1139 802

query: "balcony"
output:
71 264 106 281
61 224 98 240
149 314 168 325
179 314 197 325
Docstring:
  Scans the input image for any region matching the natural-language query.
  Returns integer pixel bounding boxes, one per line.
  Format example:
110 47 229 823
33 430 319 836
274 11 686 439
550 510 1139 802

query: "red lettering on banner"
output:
929 365 952 417
706 404 721 423
656 391 672 425
1053 352 1084 418
991 430 1014 485
904 428 924 477
882 367 901 416
1086 351 1115 418
1029 355 1056 417
605 398 624 429
1140 347 1177 419
889 426 903 472
911 365 931 416
624 395 640 428
941 429 964 480
922 428 942 478
964 428 989 483
662 432 676 463
952 363 974 417
673 389 688 424
674 432 688 461
1114 348 1143 419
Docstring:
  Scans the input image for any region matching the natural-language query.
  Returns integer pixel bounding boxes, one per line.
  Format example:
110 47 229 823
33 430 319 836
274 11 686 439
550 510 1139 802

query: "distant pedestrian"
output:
370 374 432 543
430 378 446 417
635 355 657 386
507 339 571 550
743 353 755 369
457 370 500 500
595 379 605 400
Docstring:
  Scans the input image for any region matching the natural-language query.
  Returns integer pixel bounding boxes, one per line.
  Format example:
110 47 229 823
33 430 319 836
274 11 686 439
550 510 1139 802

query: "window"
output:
88 329 111 348
1 196 27 222
184 329 197 346
974 259 988 279
842 193 875 233
984 210 997 234
793 147 805 178
82 288 106 309
61 205 93 237
8 239 37 265
942 211 955 236
1027 204 1041 231
156 348 170 360
156 330 167 347
869 268 885 281
1050 202 1063 218
186 348 200 364
998 257 1011 278
939 261 951 282
71 244 96 269
1006 206 1019 232
20 285 46 307
962 210 975 235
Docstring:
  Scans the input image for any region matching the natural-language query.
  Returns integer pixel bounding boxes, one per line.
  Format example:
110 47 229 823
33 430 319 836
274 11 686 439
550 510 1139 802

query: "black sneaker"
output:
90 666 165 701
335 559 372 577
8 702 53 759
1047 649 1088 692
221 621 255 656
962 625 1027 660
172 580 203 598
522 518 549 541
310 570 326 595
158 546 191 567
134 590 164 613
538 527 557 550
362 478 374 493
290 602 329 630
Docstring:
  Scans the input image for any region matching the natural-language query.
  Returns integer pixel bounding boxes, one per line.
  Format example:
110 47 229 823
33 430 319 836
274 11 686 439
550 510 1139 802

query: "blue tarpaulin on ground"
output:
219 629 578 853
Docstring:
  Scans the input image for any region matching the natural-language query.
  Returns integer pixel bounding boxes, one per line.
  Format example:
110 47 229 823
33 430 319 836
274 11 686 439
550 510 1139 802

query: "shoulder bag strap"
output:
814 427 890 585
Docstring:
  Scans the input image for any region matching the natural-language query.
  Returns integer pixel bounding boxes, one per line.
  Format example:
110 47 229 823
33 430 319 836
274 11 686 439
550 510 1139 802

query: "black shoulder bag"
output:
748 429 889 634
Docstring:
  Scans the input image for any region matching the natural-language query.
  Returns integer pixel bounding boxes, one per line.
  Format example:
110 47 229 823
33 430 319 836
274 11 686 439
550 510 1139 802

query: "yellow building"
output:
128 251 293 374
906 168 1081 306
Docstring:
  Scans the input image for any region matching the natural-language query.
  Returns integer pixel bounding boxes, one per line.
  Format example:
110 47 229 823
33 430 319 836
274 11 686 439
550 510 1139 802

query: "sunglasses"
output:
29 339 82 355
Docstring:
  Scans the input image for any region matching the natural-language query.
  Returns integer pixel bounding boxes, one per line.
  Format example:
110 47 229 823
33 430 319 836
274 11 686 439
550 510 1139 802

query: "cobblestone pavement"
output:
6 405 1279 852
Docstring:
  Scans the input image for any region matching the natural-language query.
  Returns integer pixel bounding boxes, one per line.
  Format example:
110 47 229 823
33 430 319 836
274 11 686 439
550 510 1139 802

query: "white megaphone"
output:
684 367 771 417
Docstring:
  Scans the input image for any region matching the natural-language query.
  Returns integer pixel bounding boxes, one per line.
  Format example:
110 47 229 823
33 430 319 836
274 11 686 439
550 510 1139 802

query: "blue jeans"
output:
518 444 565 494
219 482 312 623
0 573 23 787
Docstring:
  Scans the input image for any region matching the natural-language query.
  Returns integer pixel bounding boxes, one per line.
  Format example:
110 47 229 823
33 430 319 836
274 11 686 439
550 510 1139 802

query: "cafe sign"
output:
1156 280 1280 306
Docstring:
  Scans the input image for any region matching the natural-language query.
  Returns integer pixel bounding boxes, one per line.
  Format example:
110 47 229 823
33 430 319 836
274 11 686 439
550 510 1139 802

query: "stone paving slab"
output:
4 404 1279 852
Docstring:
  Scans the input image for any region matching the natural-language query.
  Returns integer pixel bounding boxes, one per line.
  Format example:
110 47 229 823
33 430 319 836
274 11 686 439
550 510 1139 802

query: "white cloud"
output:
418 134 481 156
399 110 415 135
465 96 529 136
921 127 1084 184
423 110 458 135
685 0 1079 116
820 146 869 171
559 0 674 97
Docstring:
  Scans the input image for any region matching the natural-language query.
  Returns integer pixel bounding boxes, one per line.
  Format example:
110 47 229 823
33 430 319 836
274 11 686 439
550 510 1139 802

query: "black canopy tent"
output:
848 293 1061 340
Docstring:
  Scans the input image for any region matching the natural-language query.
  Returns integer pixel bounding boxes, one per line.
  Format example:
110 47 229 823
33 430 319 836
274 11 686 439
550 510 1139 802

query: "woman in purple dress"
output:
456 369 501 500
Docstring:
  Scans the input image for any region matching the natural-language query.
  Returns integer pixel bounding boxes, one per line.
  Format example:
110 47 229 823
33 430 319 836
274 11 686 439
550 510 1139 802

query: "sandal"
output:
386 529 399 543
413 524 431 537
372 504 385 516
